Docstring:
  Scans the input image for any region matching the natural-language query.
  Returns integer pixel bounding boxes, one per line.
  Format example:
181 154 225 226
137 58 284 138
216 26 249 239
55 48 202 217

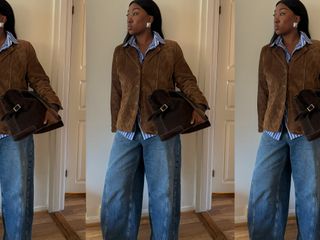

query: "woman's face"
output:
127 3 152 36
273 3 300 36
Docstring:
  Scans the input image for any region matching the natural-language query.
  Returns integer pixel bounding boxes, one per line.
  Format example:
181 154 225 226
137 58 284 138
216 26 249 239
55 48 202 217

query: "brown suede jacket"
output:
258 40 320 134
0 40 62 134
111 40 209 134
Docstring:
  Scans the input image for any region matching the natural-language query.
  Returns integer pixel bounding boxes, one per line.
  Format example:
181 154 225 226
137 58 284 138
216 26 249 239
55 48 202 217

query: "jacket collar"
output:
270 38 312 66
0 41 17 62
125 40 163 66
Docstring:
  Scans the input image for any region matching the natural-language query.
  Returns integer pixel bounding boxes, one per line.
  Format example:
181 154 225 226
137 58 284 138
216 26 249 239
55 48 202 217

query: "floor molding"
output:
65 192 86 198
197 211 228 240
212 192 235 198
49 212 81 240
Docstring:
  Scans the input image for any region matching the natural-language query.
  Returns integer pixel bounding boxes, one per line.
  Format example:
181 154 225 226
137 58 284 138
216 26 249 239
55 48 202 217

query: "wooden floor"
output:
0 194 299 239
86 195 237 239
0 194 233 239
86 211 214 239
208 194 234 239
0 211 66 239
60 194 86 239
0 194 85 239
235 216 298 239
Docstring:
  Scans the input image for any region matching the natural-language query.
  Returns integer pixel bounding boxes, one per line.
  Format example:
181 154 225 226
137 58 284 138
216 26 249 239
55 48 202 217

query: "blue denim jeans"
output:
248 132 320 240
100 131 181 240
0 135 34 240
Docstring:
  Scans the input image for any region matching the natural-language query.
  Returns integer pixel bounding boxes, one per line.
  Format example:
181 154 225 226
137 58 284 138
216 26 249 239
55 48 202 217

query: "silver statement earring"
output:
0 22 4 28
293 22 298 28
146 22 151 28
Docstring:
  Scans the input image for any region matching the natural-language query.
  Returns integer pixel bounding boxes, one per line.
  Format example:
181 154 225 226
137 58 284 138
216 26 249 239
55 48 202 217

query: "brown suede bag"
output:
148 89 210 141
0 89 63 141
294 89 320 141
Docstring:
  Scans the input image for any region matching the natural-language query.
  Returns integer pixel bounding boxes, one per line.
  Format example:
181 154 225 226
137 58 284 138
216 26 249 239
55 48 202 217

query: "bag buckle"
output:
160 104 168 112
13 104 21 112
307 104 315 112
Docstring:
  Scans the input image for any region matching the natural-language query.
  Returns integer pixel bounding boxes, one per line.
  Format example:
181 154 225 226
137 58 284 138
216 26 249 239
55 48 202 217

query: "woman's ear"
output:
0 15 7 24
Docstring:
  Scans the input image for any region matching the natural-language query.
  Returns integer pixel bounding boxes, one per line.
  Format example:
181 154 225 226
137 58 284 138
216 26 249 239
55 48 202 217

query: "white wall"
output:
86 0 204 222
235 0 320 223
10 0 56 211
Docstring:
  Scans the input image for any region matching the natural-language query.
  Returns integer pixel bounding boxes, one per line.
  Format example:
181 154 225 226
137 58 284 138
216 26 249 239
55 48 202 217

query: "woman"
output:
248 0 320 239
0 1 62 239
100 0 208 239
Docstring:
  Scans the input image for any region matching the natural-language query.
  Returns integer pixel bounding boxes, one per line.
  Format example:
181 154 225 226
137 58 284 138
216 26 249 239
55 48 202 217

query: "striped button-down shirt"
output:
266 31 311 140
118 31 165 140
0 31 18 140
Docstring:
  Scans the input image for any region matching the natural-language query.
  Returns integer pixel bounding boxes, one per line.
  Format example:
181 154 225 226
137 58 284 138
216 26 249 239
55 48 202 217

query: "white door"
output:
212 0 235 193
65 0 86 193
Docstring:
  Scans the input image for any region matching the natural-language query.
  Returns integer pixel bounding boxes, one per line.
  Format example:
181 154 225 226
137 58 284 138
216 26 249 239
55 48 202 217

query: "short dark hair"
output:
124 0 164 43
0 0 17 38
271 0 310 43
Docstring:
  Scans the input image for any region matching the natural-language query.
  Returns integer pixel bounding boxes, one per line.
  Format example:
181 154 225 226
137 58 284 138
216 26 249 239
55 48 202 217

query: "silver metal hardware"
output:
160 104 168 112
13 104 21 112
307 104 315 112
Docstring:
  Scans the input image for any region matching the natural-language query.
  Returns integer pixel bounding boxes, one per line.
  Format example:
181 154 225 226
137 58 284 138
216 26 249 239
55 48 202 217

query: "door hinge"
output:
72 5 75 15
219 5 222 15
212 169 215 178
65 170 68 178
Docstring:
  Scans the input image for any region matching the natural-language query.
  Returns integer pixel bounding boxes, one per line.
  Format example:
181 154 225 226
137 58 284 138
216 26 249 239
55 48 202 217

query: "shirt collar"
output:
123 31 165 48
0 31 18 52
270 31 312 47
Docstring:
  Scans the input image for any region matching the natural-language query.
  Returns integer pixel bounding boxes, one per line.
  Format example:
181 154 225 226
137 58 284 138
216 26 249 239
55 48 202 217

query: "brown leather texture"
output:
294 89 320 141
148 89 210 141
258 40 320 134
0 40 62 134
0 89 63 141
111 40 209 134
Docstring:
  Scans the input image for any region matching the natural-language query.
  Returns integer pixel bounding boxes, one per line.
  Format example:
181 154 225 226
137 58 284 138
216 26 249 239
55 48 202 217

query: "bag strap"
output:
148 103 169 121
175 92 206 118
295 90 320 121
0 103 22 121
295 103 317 120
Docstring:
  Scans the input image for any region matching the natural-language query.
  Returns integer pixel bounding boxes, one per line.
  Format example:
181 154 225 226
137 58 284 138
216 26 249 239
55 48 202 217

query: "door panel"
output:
66 0 86 193
212 0 235 193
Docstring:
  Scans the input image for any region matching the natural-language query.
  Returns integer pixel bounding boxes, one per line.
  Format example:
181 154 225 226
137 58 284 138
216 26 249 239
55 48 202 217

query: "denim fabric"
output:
248 131 320 240
0 135 34 240
101 130 181 240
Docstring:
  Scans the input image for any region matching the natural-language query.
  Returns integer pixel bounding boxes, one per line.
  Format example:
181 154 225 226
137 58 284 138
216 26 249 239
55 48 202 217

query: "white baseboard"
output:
235 215 247 224
34 206 48 212
86 206 195 224
86 215 100 224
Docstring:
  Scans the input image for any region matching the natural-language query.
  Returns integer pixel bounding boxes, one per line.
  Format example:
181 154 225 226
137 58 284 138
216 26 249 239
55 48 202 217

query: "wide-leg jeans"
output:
101 130 181 240
0 135 34 240
248 132 320 240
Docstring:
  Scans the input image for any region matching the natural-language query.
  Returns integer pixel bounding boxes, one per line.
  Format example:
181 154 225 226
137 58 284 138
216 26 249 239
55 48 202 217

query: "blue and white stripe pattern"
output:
0 31 17 52
0 31 18 140
266 31 311 140
118 31 165 140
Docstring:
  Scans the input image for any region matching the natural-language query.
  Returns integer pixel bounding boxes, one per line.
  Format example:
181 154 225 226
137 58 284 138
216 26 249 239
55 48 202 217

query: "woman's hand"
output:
43 105 59 125
190 109 205 125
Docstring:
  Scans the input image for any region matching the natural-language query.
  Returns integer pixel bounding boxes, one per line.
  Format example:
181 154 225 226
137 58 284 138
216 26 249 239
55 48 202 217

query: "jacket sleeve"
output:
172 42 209 110
257 46 268 132
110 47 122 132
25 42 62 109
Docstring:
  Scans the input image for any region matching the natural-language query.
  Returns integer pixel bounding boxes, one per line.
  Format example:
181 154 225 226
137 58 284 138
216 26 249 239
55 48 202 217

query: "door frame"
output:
48 0 73 212
195 0 220 212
